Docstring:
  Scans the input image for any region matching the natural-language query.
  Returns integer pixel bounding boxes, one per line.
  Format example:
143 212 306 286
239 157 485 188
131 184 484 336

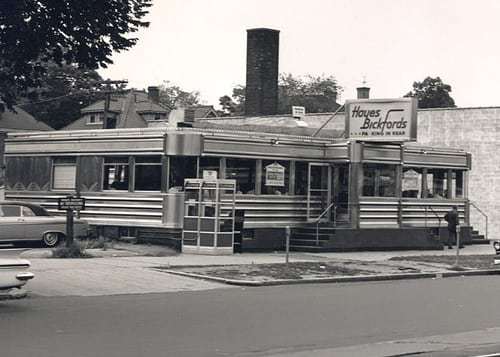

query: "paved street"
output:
4 275 500 357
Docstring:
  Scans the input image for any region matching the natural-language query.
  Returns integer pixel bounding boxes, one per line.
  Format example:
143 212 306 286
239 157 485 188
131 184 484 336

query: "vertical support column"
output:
288 160 295 195
219 157 226 179
128 156 135 192
0 131 5 201
161 155 169 192
255 159 262 195
75 156 82 196
349 142 363 229
396 165 403 227
327 165 332 208
422 168 428 198
447 169 453 199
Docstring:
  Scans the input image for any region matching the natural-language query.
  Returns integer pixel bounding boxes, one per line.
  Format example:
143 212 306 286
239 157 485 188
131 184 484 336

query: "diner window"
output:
402 168 423 198
295 162 308 195
452 170 464 198
52 157 76 190
134 156 161 191
362 164 397 197
226 159 256 194
426 169 448 198
169 156 197 190
103 157 129 190
199 157 220 179
262 160 289 195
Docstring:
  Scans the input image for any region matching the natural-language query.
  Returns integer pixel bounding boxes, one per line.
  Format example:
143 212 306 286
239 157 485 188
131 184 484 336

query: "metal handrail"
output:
469 201 488 240
424 205 442 241
424 205 442 228
315 202 336 246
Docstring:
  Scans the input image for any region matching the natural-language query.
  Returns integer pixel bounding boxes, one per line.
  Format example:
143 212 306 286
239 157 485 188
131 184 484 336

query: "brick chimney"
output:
245 28 280 116
356 86 370 99
147 86 160 104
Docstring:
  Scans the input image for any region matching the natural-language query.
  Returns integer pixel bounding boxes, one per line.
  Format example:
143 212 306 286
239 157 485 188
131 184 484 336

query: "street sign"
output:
58 196 85 211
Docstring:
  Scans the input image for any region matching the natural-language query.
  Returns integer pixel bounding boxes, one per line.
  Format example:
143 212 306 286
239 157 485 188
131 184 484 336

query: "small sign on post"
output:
58 196 85 246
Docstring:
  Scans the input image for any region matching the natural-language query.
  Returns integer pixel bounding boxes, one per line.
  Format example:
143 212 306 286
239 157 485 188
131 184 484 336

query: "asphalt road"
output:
3 276 500 357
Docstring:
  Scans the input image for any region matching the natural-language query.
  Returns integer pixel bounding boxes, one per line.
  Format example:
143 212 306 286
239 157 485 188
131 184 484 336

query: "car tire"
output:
42 232 61 247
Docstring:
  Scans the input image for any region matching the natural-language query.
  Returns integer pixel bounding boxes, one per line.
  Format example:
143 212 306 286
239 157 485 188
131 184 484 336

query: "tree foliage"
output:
0 0 152 111
19 64 105 129
404 76 456 109
218 74 342 116
158 81 201 109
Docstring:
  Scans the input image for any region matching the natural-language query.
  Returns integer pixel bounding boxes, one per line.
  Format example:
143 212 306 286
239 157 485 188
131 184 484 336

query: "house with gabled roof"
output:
61 86 171 130
0 106 52 132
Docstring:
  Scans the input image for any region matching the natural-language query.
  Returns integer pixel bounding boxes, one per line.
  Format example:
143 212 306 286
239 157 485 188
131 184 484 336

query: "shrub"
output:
52 241 91 258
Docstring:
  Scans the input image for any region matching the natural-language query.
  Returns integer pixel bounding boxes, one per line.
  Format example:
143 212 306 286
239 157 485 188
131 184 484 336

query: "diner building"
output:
3 113 472 252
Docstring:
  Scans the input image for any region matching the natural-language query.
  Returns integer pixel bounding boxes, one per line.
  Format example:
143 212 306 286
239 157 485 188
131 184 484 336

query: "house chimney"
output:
356 86 370 99
245 28 280 116
148 86 160 104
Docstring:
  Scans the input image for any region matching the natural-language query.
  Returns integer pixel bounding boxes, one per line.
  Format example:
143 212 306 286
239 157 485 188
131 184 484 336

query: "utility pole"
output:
99 79 128 129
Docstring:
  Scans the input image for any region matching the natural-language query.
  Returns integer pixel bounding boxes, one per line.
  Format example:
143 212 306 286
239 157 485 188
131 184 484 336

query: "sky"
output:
100 0 500 109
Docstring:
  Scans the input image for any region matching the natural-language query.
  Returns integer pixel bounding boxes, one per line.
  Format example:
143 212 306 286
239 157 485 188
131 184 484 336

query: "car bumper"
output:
0 259 34 290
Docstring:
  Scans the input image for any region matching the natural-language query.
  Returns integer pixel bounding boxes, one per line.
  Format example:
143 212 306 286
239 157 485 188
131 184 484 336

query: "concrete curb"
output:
157 268 500 287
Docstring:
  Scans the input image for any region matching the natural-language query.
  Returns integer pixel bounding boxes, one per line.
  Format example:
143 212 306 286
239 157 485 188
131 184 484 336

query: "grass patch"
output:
390 255 496 270
165 262 376 281
52 241 91 258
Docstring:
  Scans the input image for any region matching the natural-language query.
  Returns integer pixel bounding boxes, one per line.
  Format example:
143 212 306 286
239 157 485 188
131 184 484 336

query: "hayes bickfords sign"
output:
345 98 417 142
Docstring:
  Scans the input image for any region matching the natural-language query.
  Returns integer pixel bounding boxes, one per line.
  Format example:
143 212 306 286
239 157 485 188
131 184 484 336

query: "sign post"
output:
58 196 85 247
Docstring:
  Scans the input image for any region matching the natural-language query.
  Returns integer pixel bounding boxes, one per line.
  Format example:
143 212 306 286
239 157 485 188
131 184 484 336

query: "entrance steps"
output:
470 229 489 244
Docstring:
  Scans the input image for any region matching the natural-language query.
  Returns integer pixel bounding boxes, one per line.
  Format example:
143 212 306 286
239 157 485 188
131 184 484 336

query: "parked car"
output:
0 249 34 300
0 201 88 247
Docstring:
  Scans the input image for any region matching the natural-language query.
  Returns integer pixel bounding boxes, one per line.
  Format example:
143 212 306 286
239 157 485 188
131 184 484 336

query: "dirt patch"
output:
390 255 496 270
161 261 416 281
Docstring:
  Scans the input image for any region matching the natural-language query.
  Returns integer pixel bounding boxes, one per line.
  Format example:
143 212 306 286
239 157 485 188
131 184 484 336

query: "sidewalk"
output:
11 244 496 297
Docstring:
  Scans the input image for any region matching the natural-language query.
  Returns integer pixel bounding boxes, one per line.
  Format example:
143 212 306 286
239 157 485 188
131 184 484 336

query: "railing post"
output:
316 222 319 246
486 215 488 240
425 205 428 228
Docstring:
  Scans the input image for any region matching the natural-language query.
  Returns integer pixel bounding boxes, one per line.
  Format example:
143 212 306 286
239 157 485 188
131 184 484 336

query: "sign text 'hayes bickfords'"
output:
345 98 417 142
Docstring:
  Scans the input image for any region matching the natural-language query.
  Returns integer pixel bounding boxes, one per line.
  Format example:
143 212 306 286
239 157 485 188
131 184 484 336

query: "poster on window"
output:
402 169 419 190
265 162 285 186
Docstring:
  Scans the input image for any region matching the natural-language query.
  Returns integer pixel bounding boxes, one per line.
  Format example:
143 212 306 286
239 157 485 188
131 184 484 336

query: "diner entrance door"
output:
306 163 331 222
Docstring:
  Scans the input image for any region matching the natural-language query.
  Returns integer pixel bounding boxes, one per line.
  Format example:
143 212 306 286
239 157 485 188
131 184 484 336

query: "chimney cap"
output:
247 28 280 33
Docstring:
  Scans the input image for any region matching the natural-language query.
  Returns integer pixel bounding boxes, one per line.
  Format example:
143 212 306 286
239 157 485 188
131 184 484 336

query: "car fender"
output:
41 229 66 238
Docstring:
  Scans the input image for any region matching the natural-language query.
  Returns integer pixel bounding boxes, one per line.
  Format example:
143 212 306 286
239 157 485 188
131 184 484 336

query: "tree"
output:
159 81 200 109
219 85 245 116
218 74 342 116
0 0 152 111
404 76 456 108
19 64 105 129
277 73 342 114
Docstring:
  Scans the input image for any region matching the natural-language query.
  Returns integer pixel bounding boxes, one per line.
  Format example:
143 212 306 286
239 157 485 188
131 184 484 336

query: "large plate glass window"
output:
426 169 447 198
452 170 464 198
103 157 129 190
169 156 197 190
199 157 220 179
134 156 161 191
362 164 397 197
226 159 256 194
52 157 76 190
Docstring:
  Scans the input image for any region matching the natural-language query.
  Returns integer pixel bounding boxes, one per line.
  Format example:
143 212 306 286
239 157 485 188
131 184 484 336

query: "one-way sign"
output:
58 196 85 211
